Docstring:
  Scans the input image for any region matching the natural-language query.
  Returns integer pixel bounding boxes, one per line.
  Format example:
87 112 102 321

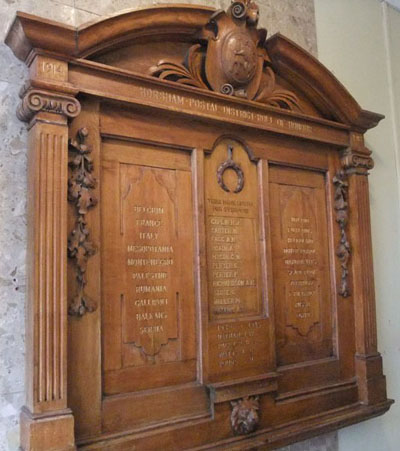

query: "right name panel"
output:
269 165 334 367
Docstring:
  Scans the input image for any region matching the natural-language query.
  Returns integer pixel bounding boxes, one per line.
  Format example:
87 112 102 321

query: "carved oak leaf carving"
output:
68 128 98 317
333 170 351 298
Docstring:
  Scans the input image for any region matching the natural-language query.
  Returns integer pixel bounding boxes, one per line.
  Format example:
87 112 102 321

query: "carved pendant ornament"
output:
333 170 351 298
150 0 302 111
231 396 260 435
68 128 98 316
217 144 245 193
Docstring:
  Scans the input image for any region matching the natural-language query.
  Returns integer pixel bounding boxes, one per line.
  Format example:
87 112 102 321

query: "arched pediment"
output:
5 5 214 60
6 3 383 131
266 34 384 131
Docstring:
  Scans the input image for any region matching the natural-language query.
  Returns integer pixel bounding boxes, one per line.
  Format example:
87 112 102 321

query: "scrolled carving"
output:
333 170 351 298
231 396 260 435
254 66 301 111
221 83 235 96
68 128 98 317
341 149 374 175
149 44 208 90
17 88 81 122
149 1 302 112
231 1 247 20
217 145 245 193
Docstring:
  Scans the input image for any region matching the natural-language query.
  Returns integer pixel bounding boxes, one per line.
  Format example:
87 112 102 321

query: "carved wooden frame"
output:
5 4 393 450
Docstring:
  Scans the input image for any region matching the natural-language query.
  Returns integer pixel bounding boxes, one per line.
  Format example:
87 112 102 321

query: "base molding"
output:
355 353 388 404
210 399 394 451
20 407 76 451
76 399 393 450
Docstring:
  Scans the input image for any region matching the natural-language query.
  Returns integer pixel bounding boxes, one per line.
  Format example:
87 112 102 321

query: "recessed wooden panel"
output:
101 139 197 396
269 165 334 366
204 138 269 381
205 141 261 321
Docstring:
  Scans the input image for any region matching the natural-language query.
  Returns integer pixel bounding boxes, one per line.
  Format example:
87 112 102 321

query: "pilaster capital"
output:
341 148 374 176
17 84 81 123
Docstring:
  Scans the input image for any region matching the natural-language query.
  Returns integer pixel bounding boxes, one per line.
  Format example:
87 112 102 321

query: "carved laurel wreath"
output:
333 170 351 298
217 145 245 193
67 128 98 317
231 396 260 435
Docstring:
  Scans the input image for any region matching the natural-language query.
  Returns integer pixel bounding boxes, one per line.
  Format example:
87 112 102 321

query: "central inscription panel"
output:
204 139 269 381
206 196 259 319
205 140 261 320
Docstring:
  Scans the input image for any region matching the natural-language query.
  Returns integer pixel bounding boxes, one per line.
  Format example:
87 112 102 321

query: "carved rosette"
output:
68 128 98 317
333 170 351 298
17 88 81 122
149 0 302 112
231 396 260 435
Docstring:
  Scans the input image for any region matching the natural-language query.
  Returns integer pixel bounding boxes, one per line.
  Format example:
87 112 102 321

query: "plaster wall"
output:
315 1 400 450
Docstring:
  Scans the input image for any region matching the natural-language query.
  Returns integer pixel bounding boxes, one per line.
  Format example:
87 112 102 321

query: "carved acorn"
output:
246 1 260 26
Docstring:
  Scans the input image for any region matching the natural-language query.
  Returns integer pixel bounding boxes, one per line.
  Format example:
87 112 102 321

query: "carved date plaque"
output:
6 2 392 450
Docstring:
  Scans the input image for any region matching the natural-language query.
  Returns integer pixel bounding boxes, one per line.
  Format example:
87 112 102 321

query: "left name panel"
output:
101 138 197 396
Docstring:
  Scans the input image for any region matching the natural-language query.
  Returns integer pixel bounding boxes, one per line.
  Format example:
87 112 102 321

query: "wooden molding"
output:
19 55 79 450
6 5 384 132
5 6 213 61
266 34 385 132
26 119 70 414
18 87 81 123
20 408 75 451
341 148 375 175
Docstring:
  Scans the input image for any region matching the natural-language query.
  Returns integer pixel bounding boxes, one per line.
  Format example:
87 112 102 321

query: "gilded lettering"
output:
136 219 162 227
140 325 164 335
134 298 168 307
133 205 164 214
127 258 174 266
127 245 174 253
132 272 168 280
135 285 167 293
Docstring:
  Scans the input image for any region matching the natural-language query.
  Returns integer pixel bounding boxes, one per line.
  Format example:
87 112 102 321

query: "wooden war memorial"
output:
5 1 393 449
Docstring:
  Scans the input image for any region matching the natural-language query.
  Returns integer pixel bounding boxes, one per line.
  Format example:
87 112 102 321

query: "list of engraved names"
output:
207 198 259 318
126 202 177 347
284 216 318 330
